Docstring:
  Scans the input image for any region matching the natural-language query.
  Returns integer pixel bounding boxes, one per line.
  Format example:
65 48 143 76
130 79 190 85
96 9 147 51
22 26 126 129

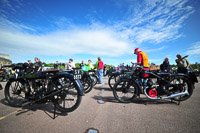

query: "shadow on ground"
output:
92 95 179 105
1 98 68 119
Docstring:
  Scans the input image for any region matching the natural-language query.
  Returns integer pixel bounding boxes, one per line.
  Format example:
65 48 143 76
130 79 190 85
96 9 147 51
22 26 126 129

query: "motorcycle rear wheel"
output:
4 79 26 107
170 76 193 101
113 79 139 103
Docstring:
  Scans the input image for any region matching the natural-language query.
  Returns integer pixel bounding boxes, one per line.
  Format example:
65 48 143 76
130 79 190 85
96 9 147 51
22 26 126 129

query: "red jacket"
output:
98 61 104 69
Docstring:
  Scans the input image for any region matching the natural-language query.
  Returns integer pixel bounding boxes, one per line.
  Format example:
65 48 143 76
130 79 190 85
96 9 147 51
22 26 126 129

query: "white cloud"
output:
185 42 200 55
114 0 194 44
0 22 132 57
143 46 166 53
0 0 196 63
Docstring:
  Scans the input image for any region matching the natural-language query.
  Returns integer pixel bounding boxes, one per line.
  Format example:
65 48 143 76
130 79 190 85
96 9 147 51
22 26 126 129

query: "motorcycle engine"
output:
146 79 158 97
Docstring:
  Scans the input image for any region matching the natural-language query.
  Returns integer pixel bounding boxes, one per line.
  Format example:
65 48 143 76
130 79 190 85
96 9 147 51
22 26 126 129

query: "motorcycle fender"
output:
53 72 84 96
75 79 85 96
120 77 141 97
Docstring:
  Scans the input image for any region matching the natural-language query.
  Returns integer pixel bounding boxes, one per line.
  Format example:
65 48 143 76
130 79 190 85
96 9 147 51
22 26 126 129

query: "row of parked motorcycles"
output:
107 63 199 104
0 62 199 118
0 63 99 117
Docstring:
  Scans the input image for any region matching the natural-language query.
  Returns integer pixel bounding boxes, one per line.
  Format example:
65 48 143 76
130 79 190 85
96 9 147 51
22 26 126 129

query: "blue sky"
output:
0 0 200 66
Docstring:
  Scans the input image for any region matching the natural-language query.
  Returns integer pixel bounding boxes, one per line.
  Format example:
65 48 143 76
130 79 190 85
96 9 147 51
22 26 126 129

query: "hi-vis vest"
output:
139 51 149 68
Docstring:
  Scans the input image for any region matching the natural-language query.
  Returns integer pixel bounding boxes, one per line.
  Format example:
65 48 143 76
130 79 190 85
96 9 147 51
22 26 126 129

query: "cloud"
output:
143 46 166 52
0 0 196 62
0 21 132 57
114 0 195 44
185 42 200 55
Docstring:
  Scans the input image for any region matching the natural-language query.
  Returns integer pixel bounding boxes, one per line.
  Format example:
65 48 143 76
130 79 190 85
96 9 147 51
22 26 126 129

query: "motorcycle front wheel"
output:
52 76 82 113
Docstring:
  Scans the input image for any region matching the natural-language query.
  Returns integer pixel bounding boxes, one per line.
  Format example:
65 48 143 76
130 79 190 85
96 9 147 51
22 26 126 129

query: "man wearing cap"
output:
134 48 149 68
134 48 149 89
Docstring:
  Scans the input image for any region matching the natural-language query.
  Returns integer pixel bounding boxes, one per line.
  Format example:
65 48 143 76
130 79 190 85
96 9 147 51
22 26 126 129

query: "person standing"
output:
96 57 104 84
104 64 107 76
175 54 190 74
134 48 149 87
67 58 75 70
88 60 94 70
79 60 85 69
27 60 33 72
160 57 171 73
34 57 43 72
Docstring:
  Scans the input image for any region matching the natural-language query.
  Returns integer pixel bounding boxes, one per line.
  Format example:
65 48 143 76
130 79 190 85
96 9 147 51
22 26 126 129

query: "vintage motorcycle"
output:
4 63 84 115
113 65 198 103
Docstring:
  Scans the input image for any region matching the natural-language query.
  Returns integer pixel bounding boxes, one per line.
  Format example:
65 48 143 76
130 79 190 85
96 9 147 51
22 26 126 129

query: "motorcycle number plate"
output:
89 72 94 75
73 69 82 80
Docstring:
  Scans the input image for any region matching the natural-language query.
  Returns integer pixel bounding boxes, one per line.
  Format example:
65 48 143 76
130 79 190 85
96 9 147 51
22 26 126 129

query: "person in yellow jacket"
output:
134 48 149 68
134 48 150 87
88 60 94 70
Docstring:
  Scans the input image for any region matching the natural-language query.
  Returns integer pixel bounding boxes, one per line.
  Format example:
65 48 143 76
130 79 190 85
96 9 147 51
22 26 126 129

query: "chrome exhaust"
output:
162 89 189 99
144 88 189 100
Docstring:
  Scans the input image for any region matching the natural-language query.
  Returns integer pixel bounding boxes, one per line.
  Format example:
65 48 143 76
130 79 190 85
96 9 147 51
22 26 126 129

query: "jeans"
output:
98 69 103 84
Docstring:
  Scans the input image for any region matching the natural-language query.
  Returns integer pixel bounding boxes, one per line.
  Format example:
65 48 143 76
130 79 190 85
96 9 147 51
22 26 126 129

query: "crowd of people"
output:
27 57 105 84
26 48 192 84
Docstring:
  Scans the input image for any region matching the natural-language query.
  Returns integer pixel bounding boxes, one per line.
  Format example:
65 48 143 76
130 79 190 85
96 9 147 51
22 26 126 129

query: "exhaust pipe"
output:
144 88 189 100
162 89 189 99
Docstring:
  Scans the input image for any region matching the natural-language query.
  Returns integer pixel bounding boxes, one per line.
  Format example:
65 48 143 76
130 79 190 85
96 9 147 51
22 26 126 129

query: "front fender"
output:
75 79 85 96
120 76 141 97
54 72 85 96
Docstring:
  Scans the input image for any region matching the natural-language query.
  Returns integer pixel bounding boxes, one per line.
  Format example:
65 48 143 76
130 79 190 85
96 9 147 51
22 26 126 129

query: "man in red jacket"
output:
97 57 104 84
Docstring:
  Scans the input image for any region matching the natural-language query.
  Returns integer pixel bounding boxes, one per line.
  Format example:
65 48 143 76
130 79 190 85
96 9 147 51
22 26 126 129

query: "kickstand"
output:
53 98 58 119
53 103 56 119
178 96 181 106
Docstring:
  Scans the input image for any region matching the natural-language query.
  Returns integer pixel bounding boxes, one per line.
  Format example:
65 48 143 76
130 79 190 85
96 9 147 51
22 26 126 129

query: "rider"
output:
134 48 149 87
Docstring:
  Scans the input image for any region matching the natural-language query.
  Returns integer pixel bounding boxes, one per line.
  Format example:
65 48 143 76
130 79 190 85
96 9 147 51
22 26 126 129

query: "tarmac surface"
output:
0 77 200 133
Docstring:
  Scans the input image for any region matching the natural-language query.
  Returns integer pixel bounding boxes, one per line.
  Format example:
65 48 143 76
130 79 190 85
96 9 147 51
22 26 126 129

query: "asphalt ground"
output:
0 77 200 133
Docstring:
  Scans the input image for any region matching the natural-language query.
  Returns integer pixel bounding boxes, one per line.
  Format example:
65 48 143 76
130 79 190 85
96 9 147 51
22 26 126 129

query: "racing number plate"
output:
73 69 82 80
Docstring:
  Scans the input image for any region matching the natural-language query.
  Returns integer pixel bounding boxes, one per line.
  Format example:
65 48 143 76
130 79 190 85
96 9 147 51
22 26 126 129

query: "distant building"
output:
0 53 12 68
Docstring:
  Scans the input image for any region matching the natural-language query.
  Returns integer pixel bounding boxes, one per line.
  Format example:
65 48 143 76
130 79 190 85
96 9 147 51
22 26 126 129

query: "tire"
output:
91 75 98 86
52 76 82 113
108 74 123 89
0 77 3 82
108 75 117 89
4 79 26 107
81 76 93 93
170 76 193 101
113 79 139 103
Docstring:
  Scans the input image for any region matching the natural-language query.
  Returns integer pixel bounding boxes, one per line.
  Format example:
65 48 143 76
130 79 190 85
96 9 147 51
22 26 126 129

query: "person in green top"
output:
88 60 94 70
175 54 190 74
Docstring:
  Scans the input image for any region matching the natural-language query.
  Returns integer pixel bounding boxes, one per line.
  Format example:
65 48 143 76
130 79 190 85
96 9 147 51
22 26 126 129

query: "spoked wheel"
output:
169 76 193 101
53 77 82 113
113 79 138 103
91 75 98 86
108 75 118 90
4 79 26 107
81 76 93 93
